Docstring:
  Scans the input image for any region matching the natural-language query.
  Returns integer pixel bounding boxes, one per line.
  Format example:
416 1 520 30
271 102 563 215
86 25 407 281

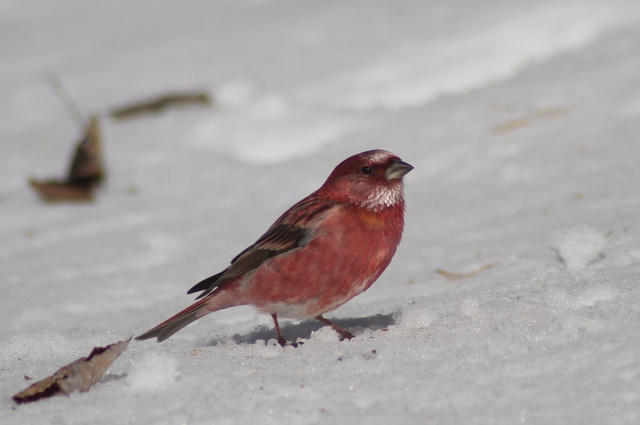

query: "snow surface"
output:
3 0 640 424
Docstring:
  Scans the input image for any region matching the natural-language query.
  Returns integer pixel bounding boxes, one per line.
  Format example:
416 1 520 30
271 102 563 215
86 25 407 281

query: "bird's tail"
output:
136 285 243 342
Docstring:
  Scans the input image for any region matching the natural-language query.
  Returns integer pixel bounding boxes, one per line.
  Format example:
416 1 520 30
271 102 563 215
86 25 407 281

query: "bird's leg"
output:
271 313 299 347
271 314 288 346
315 315 355 341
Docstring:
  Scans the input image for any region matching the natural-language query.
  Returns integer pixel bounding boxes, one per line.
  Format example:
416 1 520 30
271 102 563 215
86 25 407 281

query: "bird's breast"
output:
356 209 387 229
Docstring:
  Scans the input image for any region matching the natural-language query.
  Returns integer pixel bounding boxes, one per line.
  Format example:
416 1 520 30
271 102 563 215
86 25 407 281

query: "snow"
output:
551 224 607 272
2 0 640 423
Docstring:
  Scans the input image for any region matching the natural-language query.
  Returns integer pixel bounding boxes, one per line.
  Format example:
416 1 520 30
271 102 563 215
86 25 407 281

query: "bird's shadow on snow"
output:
206 313 395 346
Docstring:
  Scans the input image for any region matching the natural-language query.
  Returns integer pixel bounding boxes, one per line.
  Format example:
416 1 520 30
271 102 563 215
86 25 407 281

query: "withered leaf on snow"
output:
12 337 131 405
492 107 569 135
109 90 212 119
29 115 105 202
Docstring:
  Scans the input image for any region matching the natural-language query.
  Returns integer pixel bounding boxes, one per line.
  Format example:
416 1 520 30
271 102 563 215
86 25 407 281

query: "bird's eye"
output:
361 166 373 175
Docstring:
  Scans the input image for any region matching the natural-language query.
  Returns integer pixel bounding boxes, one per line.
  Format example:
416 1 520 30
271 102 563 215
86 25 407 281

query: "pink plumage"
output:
136 149 412 346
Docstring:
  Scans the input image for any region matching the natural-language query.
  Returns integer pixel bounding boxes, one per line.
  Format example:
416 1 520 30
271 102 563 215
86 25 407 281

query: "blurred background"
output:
2 1 640 423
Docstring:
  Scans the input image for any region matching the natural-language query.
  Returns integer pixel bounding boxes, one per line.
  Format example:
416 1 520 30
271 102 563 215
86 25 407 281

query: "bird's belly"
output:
254 275 375 319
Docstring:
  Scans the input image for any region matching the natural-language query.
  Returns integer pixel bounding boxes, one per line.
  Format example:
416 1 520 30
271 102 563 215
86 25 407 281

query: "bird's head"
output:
318 149 413 211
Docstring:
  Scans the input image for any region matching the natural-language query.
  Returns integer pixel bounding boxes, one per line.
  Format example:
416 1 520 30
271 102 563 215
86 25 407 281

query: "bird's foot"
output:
338 330 355 341
315 315 355 341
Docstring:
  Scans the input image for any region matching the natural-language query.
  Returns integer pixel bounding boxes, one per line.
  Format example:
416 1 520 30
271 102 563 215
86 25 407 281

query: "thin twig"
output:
48 74 86 127
436 261 499 281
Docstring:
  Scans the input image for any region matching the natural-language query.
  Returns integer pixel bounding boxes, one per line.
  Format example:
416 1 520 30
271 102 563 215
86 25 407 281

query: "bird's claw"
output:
338 330 355 341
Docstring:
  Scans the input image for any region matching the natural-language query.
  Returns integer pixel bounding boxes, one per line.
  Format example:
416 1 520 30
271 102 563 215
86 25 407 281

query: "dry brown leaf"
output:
12 337 131 405
436 262 499 281
492 118 531 134
67 115 104 184
28 179 94 201
492 107 569 135
109 91 212 119
30 116 104 202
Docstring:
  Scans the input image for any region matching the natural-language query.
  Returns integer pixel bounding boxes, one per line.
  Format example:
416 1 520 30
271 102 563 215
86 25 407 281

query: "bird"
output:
136 149 413 346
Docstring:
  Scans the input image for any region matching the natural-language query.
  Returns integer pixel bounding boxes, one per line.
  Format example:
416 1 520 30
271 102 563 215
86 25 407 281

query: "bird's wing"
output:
187 196 335 299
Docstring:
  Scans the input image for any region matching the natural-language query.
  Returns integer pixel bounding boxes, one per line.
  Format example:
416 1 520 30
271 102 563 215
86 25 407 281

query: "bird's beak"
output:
386 158 414 180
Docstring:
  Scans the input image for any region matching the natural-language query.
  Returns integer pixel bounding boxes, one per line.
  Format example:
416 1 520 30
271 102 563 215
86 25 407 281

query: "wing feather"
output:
187 196 334 299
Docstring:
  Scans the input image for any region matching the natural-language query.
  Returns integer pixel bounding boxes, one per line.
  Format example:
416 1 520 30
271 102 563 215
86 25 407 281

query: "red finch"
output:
136 149 412 346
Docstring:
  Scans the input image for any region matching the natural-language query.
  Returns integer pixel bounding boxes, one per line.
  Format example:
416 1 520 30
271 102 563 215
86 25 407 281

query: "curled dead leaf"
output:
29 115 105 202
12 337 131 405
